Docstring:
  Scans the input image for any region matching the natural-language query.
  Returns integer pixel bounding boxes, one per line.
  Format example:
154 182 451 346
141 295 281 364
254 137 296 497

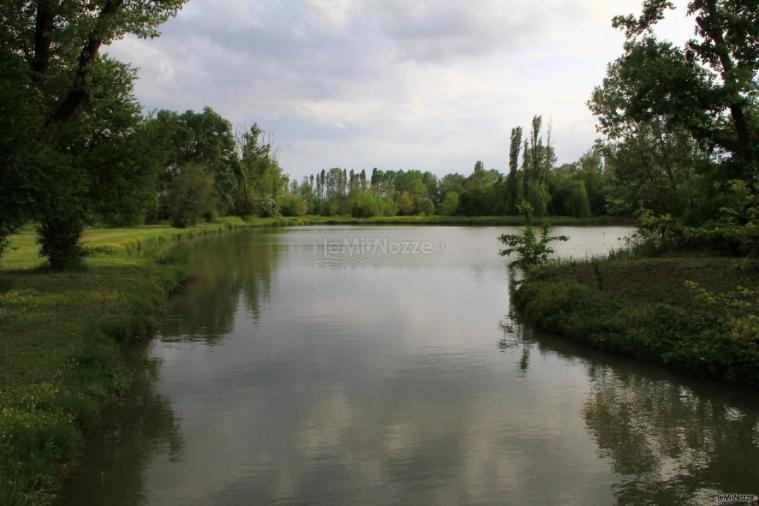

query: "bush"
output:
351 193 381 218
499 223 568 270
278 193 307 217
255 197 277 218
628 209 759 257
167 164 217 228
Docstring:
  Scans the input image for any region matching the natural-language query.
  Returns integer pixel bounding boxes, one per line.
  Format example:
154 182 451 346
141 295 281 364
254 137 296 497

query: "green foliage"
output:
395 191 415 215
349 192 396 218
167 164 217 228
499 225 569 270
565 180 592 218
440 191 460 215
255 197 278 218
626 207 759 257
515 258 759 387
525 182 550 217
278 194 307 217
414 196 435 216
36 216 85 271
232 123 287 218
295 115 612 220
0 0 187 268
591 0 758 223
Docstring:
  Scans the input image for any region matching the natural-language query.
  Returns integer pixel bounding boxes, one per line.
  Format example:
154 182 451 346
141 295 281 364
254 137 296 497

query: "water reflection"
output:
59 341 183 506
583 366 759 505
160 232 282 343
515 324 759 506
58 227 759 506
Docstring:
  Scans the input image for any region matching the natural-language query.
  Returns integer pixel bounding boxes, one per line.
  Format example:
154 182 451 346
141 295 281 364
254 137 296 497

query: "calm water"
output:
60 226 759 506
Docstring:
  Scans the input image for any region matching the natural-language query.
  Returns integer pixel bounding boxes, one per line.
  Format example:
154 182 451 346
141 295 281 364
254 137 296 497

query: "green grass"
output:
514 255 759 387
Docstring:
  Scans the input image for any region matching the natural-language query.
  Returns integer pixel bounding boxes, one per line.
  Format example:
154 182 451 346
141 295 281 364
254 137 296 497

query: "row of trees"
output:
284 117 607 220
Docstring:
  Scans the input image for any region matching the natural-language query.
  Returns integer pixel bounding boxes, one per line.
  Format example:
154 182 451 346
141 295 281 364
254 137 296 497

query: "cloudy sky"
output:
105 0 694 179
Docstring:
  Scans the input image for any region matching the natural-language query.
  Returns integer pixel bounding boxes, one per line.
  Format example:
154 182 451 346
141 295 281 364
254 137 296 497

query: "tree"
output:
440 191 460 215
0 0 186 267
506 127 523 214
592 0 758 195
235 123 287 217
498 202 569 270
167 164 217 228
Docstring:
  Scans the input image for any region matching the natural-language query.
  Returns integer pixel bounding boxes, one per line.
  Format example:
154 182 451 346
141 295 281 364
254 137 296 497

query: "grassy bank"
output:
514 255 759 388
283 214 631 227
0 217 269 505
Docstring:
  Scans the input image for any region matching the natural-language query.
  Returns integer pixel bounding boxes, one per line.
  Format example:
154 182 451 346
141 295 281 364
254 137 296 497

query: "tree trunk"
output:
32 0 56 75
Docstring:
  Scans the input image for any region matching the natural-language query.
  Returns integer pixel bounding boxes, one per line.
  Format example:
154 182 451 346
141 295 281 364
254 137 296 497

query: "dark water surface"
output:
59 226 759 505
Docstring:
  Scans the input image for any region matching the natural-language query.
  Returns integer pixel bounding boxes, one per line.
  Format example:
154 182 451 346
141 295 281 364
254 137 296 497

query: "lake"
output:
59 226 759 505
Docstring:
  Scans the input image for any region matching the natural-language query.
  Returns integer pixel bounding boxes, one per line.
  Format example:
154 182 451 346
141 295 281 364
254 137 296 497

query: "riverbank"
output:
513 255 759 388
0 217 266 505
281 215 631 227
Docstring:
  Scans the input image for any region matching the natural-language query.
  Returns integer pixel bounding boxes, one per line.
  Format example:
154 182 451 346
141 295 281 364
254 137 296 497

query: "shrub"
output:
167 164 217 228
278 194 307 217
255 197 277 218
499 225 568 270
414 196 435 216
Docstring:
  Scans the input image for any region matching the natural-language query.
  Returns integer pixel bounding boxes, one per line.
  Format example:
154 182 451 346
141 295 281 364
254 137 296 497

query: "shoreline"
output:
512 255 759 389
0 218 257 505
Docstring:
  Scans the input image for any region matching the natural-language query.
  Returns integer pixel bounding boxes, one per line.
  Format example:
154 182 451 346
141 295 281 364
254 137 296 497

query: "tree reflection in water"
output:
159 231 281 344
500 314 759 506
583 367 759 505
60 341 183 506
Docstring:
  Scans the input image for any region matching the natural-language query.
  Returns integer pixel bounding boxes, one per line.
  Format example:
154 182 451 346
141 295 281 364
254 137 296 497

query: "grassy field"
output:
514 255 759 387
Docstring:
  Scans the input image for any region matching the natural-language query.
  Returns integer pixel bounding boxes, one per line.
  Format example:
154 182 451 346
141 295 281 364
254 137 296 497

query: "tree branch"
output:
51 0 125 124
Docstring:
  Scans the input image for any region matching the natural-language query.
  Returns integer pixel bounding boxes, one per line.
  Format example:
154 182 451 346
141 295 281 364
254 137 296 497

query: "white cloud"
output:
105 0 694 178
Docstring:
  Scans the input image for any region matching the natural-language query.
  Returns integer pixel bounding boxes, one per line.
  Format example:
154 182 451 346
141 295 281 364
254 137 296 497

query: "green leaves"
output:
498 223 569 270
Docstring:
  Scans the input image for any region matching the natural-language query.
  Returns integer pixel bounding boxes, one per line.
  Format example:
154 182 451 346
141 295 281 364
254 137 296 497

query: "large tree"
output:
0 0 186 268
590 0 758 190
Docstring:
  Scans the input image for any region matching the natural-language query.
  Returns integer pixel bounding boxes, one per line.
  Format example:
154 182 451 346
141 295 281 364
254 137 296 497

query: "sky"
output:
105 0 695 180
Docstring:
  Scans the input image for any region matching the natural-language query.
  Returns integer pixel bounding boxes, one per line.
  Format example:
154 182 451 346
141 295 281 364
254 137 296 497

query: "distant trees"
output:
277 112 615 220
